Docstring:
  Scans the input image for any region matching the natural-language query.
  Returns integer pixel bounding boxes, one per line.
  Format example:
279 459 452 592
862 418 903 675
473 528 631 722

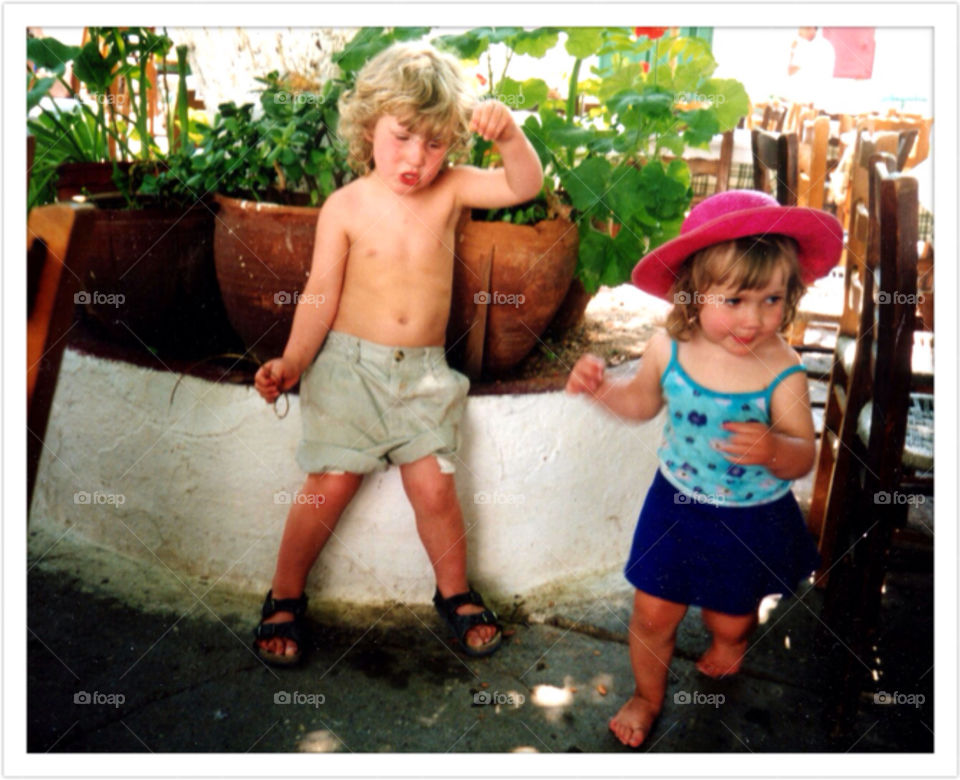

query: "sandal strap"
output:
260 589 308 620
433 587 501 637
433 587 486 614
253 618 306 645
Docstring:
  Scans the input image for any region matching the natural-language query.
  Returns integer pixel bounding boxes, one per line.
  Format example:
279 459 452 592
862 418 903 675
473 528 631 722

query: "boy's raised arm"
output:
452 100 543 209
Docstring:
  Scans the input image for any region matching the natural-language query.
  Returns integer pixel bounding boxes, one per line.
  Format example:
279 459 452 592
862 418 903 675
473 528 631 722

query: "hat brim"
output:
631 206 844 300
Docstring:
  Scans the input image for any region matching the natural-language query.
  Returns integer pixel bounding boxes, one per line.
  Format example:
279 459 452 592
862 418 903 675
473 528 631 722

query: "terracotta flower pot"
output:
448 211 578 375
55 161 134 201
213 194 320 362
70 199 233 356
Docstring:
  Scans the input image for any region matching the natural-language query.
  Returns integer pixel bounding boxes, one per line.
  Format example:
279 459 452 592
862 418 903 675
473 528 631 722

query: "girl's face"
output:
695 268 788 356
368 114 449 194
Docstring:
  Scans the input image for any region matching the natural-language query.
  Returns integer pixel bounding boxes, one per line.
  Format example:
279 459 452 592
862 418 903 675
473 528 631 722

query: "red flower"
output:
634 27 668 39
642 61 650 74
476 73 487 86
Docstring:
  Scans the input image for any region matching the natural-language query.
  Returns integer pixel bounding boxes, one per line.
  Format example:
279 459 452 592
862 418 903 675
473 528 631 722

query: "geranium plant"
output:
435 27 749 293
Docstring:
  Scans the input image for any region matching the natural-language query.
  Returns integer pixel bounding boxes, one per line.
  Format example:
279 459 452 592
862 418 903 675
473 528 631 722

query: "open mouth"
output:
400 172 419 186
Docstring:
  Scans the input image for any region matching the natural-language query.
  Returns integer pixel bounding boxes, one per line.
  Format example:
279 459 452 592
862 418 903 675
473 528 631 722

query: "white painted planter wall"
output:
30 349 664 605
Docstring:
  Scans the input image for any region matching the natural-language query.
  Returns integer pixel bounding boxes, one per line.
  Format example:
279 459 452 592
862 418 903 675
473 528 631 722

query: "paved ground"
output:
27 525 933 758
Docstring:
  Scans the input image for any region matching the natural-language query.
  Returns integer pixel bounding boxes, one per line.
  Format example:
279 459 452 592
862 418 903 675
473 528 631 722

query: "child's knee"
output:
404 471 458 517
631 594 686 635
302 471 361 507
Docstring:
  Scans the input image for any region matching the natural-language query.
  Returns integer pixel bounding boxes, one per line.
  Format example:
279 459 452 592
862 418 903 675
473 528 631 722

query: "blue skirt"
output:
624 470 821 615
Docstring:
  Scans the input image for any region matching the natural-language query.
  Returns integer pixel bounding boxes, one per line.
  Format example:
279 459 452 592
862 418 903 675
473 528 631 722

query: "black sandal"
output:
433 587 503 658
253 590 309 667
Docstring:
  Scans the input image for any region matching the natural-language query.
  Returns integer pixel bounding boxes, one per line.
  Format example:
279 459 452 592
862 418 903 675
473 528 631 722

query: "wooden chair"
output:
751 128 799 206
818 157 927 730
28 203 93 505
665 130 734 207
797 115 830 209
859 112 932 169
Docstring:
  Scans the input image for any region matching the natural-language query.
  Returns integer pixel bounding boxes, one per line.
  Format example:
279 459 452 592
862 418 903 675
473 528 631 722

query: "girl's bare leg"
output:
697 608 757 678
610 589 688 748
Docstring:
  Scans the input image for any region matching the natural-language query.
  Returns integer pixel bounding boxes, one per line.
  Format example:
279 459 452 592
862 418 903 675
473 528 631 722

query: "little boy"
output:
252 42 543 665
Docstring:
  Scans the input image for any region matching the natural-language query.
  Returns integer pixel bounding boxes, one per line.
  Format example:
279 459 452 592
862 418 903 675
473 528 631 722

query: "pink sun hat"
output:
631 189 844 300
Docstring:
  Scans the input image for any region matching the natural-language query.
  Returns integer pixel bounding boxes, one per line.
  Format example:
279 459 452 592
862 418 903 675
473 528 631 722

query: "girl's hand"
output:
470 99 517 143
716 421 778 466
566 354 606 396
254 357 301 403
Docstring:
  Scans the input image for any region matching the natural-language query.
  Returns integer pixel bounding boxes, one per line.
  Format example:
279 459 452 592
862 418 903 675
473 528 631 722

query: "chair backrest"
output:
864 156 919 490
751 129 799 205
798 115 830 209
669 130 734 206
859 113 932 169
838 129 901 336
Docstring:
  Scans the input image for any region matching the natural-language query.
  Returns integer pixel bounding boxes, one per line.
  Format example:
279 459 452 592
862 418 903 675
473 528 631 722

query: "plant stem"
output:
565 58 582 167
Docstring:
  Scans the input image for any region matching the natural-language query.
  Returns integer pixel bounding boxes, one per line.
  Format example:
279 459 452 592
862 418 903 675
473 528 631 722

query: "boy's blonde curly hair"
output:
665 235 806 341
338 42 475 175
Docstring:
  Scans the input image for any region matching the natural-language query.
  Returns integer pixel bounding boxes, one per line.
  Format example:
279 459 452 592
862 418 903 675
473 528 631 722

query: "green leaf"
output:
27 36 79 74
495 77 548 112
702 77 750 132
72 40 120 92
678 109 719 148
575 227 614 294
560 156 611 214
563 28 605 59
504 28 559 57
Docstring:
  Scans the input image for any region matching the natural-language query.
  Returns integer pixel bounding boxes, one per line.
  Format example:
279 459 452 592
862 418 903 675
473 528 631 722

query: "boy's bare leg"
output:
399 455 498 650
696 608 757 678
610 589 687 748
257 471 364 659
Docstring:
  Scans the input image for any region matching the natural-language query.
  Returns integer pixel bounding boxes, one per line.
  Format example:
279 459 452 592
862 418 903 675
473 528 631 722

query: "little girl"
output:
567 190 843 748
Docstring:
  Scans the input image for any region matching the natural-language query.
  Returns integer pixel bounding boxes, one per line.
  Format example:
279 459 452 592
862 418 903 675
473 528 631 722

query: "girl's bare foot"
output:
609 695 659 748
695 639 748 678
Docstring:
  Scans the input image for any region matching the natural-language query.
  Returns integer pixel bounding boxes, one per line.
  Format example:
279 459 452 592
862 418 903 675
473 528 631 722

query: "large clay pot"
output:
70 198 234 357
213 194 320 362
55 161 134 200
448 211 578 375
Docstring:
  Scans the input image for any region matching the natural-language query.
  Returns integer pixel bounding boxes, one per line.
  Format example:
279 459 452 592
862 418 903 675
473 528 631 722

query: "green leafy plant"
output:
435 27 750 292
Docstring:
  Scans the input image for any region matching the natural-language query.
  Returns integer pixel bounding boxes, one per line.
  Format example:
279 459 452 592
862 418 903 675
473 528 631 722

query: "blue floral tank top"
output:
658 340 807 507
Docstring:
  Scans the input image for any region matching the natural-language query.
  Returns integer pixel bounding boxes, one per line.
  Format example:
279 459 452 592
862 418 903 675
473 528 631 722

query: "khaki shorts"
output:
296 331 470 475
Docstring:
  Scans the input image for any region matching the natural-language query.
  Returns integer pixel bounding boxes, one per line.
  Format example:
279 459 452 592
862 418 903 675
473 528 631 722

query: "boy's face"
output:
368 114 450 195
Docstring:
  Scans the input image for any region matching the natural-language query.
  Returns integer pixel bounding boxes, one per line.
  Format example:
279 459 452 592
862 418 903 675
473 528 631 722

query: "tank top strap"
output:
764 362 807 406
662 338 680 381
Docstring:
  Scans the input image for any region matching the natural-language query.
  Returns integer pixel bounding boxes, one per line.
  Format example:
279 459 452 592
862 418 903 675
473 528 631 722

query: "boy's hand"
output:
716 421 778 466
470 99 518 143
255 357 301 404
566 354 606 396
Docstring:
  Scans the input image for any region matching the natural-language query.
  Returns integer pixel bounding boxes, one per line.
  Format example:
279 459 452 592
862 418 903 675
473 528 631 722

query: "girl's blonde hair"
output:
338 43 475 175
665 234 806 341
